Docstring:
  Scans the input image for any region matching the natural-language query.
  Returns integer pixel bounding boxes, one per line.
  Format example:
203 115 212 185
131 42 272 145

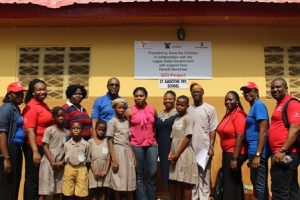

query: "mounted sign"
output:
159 79 188 89
135 41 212 79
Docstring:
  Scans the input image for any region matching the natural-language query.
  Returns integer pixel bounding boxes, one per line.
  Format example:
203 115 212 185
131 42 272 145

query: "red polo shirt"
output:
217 107 247 154
269 95 300 153
23 98 54 146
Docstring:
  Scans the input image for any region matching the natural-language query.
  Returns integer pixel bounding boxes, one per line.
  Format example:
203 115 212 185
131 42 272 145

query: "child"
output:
168 95 198 200
39 106 69 200
62 121 90 199
88 120 111 200
107 98 136 200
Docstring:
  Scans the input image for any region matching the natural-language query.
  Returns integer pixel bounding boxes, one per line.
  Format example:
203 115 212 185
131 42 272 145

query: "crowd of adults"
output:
0 77 299 200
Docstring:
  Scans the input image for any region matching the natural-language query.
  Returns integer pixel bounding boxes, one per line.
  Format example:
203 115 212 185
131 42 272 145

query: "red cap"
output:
240 82 259 91
7 81 25 93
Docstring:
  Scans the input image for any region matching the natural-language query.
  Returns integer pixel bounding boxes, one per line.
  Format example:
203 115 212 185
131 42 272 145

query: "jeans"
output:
271 152 300 200
132 145 158 200
248 154 269 200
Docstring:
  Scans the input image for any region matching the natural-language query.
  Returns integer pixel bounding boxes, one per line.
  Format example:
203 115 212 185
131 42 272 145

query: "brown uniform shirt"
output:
64 138 90 166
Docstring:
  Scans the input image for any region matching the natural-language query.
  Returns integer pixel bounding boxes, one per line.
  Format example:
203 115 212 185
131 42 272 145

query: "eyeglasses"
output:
73 92 83 96
109 83 120 87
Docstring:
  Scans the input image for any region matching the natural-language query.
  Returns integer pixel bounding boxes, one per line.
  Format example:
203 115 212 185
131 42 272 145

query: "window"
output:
265 46 300 99
18 47 90 99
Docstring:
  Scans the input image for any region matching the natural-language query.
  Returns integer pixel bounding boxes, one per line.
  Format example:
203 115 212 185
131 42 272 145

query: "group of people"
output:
0 77 298 200
217 78 300 200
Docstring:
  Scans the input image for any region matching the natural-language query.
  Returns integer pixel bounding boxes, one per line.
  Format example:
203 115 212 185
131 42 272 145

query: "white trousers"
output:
192 160 211 200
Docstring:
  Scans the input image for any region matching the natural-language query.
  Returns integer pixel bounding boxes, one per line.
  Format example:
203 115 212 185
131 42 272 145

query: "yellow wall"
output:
1 26 300 197
1 26 300 98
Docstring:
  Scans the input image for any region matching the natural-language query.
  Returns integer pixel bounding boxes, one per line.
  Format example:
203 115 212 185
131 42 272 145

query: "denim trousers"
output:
271 152 300 200
248 154 269 200
132 145 158 200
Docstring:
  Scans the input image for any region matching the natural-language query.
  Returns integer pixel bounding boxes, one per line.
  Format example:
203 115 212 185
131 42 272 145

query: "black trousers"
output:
222 152 246 200
23 144 44 200
271 152 300 200
0 144 23 200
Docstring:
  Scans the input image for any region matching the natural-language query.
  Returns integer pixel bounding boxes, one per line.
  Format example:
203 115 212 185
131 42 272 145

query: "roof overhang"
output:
1 1 300 27
2 0 300 9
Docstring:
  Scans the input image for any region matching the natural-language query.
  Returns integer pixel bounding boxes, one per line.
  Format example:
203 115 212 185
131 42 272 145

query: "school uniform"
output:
39 125 69 195
169 114 198 185
107 117 136 191
62 138 90 197
88 138 111 188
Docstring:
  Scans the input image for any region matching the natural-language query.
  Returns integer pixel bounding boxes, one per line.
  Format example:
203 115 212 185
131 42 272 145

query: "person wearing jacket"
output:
0 81 26 200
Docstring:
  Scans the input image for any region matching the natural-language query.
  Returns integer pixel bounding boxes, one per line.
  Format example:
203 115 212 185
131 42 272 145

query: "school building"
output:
0 0 300 199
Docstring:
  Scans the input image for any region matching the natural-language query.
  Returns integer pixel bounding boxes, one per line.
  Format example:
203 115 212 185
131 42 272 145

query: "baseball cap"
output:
7 81 25 93
240 82 259 91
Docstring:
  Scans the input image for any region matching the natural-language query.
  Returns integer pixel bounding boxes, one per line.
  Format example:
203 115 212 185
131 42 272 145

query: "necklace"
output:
158 108 177 121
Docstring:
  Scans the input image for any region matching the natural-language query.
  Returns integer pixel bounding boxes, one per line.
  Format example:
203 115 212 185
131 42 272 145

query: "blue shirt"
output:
91 93 122 122
0 103 23 146
245 99 270 158
13 114 25 145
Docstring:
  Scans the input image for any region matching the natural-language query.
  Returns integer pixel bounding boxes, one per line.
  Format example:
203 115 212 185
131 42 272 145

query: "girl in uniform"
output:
107 98 136 200
39 106 69 200
168 95 198 200
88 120 111 200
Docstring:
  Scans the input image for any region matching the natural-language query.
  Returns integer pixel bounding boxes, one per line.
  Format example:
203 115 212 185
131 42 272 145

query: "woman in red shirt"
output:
22 79 54 200
216 91 247 200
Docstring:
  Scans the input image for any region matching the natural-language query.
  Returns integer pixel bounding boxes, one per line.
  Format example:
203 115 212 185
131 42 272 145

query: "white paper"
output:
195 149 210 169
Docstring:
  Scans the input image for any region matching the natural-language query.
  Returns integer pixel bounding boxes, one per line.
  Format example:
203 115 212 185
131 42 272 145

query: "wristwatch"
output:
280 147 288 154
255 152 261 157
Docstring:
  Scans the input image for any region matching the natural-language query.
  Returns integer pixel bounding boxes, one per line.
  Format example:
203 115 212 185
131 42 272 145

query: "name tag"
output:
78 154 85 162
102 147 108 155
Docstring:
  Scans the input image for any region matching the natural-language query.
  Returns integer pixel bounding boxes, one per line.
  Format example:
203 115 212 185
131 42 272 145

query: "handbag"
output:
212 167 224 200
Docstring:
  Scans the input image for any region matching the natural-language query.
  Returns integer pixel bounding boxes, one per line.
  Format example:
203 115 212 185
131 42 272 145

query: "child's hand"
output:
168 152 174 162
92 169 100 178
100 170 107 177
112 160 119 173
51 162 62 170
168 154 179 164
57 160 65 168
132 154 137 167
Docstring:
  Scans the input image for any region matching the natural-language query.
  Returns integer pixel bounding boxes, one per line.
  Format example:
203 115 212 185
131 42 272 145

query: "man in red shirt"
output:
269 78 300 200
